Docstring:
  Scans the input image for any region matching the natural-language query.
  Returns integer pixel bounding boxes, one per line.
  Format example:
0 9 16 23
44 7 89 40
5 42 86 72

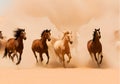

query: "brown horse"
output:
32 29 51 64
0 31 4 50
53 31 73 68
87 28 103 67
0 31 3 39
3 28 26 65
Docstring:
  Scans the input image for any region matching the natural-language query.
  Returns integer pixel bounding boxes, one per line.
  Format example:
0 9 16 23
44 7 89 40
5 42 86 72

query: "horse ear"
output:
98 28 100 30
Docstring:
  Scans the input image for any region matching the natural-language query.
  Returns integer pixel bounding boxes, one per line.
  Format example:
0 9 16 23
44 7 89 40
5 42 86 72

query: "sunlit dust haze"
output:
0 0 119 69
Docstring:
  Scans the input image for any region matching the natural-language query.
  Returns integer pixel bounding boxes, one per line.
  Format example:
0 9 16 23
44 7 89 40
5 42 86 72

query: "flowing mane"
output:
62 31 69 39
14 28 25 40
41 29 50 37
92 30 96 41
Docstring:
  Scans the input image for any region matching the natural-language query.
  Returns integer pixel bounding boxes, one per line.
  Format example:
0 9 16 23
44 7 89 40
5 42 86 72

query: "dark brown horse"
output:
87 28 103 67
0 31 3 39
3 28 26 65
32 29 51 64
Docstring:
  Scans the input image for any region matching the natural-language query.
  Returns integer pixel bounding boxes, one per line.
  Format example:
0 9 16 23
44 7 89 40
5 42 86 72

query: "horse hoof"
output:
16 62 20 65
46 61 49 64
67 60 70 63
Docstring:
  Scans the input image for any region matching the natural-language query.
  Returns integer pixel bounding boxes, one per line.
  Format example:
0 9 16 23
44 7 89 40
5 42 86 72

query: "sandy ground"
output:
0 0 119 84
0 68 119 84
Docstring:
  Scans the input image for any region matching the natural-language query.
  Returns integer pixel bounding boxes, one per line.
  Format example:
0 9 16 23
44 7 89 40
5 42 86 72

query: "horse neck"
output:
16 37 23 45
41 37 47 45
62 37 69 46
93 36 100 43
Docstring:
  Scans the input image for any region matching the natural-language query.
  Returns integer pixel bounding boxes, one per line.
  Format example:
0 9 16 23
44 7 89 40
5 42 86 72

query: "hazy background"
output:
0 0 119 69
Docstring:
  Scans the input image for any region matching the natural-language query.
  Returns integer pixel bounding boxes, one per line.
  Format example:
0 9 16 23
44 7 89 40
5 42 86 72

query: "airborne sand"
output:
0 0 119 84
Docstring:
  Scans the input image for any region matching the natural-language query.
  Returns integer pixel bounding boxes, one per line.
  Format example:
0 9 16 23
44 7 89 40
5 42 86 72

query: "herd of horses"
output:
0 28 103 68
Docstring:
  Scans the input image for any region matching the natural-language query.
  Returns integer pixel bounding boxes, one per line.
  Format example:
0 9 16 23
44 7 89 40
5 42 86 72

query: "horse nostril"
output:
48 39 51 41
70 41 73 44
24 37 27 40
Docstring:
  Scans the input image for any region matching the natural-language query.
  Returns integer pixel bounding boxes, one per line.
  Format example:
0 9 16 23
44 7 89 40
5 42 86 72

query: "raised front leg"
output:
45 51 49 64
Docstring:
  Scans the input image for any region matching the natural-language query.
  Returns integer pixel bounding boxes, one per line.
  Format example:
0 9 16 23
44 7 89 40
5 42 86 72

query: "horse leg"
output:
32 50 38 63
16 51 22 65
39 52 43 63
99 53 103 64
94 53 99 66
61 55 66 68
3 47 8 58
45 51 49 64
11 52 18 62
67 53 72 63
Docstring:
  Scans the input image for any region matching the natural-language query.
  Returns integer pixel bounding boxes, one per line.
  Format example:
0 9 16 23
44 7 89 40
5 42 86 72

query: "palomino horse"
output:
54 31 73 68
32 29 51 64
87 28 103 67
3 28 26 65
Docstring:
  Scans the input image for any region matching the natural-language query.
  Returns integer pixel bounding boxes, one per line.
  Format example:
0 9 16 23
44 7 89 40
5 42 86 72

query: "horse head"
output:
94 28 101 39
63 31 73 44
0 31 3 39
14 28 27 40
41 29 51 41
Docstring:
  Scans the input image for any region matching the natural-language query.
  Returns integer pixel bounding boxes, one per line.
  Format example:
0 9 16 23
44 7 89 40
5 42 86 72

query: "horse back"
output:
32 39 44 51
6 38 17 49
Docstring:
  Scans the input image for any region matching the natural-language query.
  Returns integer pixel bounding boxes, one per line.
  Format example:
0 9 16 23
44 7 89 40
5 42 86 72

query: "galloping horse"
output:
32 29 51 64
54 31 73 68
0 31 4 50
0 31 3 39
3 28 26 65
87 28 103 67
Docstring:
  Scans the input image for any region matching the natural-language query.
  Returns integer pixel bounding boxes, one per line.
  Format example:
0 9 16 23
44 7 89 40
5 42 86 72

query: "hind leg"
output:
32 50 38 63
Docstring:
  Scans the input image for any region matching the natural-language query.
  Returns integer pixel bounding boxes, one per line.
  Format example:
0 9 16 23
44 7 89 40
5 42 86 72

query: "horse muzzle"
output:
99 36 101 39
70 41 73 44
24 37 27 40
48 39 51 41
0 36 3 39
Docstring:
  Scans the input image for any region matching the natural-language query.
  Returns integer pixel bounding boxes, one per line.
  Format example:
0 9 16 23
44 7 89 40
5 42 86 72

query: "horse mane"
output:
14 28 25 40
92 30 96 41
41 29 50 37
62 31 69 39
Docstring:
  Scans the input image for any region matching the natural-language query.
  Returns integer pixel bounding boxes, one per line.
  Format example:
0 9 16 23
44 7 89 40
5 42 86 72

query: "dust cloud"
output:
0 0 119 69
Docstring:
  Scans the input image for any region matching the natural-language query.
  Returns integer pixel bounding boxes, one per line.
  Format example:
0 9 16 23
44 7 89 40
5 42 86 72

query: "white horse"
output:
53 31 73 68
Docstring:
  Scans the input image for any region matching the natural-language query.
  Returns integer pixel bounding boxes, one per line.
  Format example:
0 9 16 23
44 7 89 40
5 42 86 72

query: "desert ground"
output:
0 0 119 84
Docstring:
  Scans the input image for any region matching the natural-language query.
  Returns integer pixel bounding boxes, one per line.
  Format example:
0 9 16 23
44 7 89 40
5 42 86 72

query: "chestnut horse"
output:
54 31 73 68
0 31 5 50
3 28 26 65
32 29 51 64
87 28 103 67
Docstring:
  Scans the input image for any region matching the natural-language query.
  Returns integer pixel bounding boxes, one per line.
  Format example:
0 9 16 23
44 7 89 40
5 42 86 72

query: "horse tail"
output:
3 47 7 58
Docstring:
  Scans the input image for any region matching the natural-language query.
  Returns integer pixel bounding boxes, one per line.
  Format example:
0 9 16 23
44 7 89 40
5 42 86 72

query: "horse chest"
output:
92 42 102 52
